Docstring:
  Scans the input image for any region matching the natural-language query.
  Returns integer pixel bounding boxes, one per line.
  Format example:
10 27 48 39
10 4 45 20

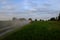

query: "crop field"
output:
1 21 60 40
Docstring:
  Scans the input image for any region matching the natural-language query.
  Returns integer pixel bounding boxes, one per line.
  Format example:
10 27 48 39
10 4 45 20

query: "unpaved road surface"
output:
0 20 29 37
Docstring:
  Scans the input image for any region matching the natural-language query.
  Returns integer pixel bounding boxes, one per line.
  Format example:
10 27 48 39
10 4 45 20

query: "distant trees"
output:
58 13 60 21
39 19 44 21
19 18 26 21
49 13 60 21
40 19 42 21
12 17 17 20
35 19 37 21
28 18 32 23
12 17 26 21
29 18 32 21
49 17 56 21
12 13 60 22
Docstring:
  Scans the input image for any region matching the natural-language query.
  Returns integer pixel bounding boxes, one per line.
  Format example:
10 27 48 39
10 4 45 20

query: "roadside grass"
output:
2 21 60 40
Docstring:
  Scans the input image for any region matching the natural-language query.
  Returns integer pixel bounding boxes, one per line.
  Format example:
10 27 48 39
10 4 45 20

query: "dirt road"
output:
0 20 29 37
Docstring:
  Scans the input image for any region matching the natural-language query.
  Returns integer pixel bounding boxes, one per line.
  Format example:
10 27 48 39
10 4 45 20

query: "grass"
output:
2 21 60 40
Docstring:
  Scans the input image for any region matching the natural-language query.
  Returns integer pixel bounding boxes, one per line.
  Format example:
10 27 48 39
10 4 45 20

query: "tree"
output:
28 18 32 23
35 19 37 21
29 18 32 21
55 17 58 21
50 17 56 21
58 13 60 21
19 18 26 21
40 19 42 21
12 17 16 20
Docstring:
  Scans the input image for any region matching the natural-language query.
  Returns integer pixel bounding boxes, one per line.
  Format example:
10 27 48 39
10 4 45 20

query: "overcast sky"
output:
0 0 60 20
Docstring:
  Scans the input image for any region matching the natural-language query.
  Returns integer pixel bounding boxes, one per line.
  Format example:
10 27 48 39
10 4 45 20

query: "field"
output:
1 21 60 40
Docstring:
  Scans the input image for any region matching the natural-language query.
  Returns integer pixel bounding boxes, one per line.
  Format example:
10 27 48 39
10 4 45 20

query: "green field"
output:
2 21 60 40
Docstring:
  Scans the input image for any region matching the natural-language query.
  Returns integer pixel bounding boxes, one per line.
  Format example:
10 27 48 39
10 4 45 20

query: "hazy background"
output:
0 0 60 20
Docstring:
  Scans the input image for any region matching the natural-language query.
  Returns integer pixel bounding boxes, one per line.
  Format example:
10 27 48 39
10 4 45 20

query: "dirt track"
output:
0 20 29 37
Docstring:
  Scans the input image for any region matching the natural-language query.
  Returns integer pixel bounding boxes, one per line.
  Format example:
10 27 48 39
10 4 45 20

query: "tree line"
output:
29 13 60 21
49 13 60 21
12 13 60 22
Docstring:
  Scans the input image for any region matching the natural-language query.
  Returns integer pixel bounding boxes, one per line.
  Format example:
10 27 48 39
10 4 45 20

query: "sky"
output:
0 0 60 20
